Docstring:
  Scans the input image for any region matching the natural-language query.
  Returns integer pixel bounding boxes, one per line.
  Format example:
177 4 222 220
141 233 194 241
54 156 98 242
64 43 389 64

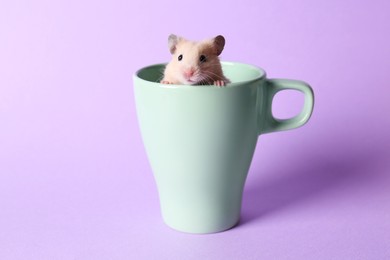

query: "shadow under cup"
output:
134 62 314 233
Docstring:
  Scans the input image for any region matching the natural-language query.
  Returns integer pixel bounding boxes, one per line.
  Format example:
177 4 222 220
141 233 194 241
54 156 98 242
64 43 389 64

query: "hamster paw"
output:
160 80 172 84
213 80 226 87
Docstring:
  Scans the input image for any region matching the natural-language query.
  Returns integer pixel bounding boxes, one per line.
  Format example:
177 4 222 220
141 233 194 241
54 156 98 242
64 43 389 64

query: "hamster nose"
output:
184 69 195 78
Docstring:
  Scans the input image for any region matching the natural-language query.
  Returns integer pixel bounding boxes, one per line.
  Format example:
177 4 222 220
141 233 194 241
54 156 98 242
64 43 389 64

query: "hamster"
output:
160 34 230 87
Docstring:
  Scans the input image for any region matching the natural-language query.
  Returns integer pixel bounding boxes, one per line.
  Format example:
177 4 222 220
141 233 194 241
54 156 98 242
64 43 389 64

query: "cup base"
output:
162 217 240 234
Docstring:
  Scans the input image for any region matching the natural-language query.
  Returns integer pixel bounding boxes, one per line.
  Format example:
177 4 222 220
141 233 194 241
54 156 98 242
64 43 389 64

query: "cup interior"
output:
135 62 265 86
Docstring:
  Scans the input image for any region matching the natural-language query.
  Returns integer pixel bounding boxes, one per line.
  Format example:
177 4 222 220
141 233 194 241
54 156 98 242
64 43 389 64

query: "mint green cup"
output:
133 62 314 234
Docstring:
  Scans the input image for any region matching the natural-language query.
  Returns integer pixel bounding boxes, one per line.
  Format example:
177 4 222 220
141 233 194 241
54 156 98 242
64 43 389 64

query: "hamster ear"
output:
213 35 225 56
168 34 180 54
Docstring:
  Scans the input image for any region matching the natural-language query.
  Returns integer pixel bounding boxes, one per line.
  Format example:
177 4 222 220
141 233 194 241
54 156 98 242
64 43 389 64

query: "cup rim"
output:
133 61 266 89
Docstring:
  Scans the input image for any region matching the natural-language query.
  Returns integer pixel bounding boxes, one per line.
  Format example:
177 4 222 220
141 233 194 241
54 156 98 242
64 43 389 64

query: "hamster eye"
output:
199 55 207 62
178 54 183 61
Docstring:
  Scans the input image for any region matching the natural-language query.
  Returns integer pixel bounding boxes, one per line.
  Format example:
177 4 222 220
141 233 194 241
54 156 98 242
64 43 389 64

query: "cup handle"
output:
259 79 314 135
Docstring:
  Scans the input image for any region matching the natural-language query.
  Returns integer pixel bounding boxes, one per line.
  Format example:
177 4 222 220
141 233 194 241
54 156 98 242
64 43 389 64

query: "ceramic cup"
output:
133 62 314 234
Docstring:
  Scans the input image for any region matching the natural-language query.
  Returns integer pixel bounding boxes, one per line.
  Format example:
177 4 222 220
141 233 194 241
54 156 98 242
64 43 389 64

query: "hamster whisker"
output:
203 71 225 81
197 74 214 85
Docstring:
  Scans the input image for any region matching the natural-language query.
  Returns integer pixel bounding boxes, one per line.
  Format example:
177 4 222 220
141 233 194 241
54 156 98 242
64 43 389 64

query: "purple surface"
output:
1 0 389 259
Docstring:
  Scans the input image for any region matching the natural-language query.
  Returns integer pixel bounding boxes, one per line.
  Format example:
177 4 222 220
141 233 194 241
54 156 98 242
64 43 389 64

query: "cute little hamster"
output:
161 34 230 86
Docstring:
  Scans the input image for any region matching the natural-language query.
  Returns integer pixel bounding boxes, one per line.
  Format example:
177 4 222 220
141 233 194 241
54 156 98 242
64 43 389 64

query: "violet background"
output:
1 0 389 259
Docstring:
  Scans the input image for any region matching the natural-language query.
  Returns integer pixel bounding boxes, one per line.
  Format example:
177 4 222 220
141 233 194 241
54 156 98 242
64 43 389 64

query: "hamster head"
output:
165 34 226 85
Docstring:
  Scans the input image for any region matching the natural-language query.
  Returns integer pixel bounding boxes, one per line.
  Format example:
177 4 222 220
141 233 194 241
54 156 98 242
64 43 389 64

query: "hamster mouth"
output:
184 76 200 85
183 71 203 85
187 79 202 85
